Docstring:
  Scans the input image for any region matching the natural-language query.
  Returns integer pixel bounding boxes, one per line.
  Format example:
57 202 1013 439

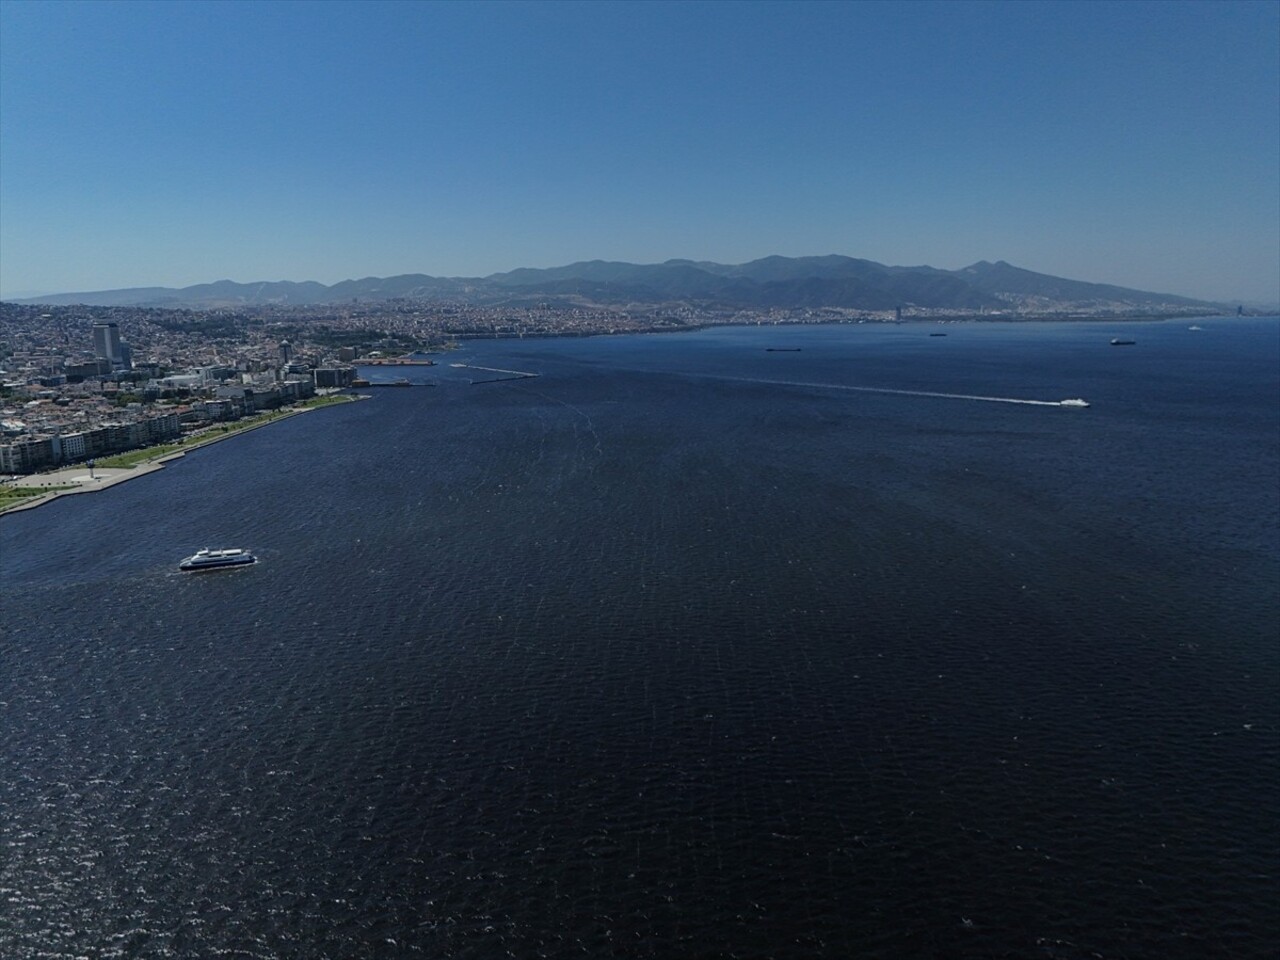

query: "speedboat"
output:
1060 398 1090 408
179 548 257 571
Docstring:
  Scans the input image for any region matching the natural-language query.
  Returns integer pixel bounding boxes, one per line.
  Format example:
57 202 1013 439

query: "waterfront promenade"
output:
0 461 171 514
0 395 363 515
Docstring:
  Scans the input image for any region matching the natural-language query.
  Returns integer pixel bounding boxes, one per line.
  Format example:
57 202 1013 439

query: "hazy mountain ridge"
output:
9 256 1222 311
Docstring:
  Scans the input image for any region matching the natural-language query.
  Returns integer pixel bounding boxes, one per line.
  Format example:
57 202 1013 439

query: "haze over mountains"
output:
10 256 1222 312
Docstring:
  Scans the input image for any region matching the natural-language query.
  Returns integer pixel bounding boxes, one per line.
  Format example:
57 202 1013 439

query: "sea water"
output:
3 318 1277 957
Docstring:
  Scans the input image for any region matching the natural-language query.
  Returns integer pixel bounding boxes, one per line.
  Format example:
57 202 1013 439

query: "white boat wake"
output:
685 372 1087 407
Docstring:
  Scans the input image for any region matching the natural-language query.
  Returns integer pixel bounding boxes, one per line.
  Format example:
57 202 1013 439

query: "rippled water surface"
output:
3 319 1278 958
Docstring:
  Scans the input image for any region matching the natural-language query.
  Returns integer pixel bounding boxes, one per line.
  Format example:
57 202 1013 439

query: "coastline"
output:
3 313 1257 513
0 394 367 516
440 311 1239 344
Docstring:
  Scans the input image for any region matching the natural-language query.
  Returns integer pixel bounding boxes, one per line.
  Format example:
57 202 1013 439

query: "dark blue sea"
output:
3 318 1278 959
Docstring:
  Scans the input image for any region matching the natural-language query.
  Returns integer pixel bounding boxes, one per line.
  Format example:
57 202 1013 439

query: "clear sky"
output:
2 0 1277 302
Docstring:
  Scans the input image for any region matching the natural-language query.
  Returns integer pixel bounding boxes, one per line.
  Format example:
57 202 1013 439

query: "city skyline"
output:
2 0 1278 303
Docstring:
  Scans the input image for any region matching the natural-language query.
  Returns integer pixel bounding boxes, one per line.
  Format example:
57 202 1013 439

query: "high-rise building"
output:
279 340 293 366
92 321 122 367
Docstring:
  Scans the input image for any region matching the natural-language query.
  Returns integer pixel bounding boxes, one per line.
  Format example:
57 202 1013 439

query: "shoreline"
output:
441 311 1243 344
1 394 367 516
4 313 1263 513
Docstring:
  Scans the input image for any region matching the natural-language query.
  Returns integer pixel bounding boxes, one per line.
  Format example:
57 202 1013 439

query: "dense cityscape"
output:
0 297 766 471
0 299 752 474
0 293 1228 476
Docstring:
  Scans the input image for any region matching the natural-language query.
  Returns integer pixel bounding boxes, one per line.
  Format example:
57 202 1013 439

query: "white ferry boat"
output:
1060 398 1091 408
179 547 257 572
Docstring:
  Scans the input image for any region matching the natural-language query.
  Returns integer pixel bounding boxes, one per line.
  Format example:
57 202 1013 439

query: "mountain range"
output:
8 256 1221 312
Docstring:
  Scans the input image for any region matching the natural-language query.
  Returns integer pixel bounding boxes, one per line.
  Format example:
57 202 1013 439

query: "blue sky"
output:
2 0 1277 302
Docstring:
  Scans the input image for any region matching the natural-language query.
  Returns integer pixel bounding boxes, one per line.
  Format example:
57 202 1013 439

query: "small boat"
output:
179 548 257 572
1110 338 1136 346
929 332 947 337
1060 398 1090 408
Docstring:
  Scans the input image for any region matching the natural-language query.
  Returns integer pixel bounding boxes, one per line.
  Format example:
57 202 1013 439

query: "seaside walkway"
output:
1 461 170 514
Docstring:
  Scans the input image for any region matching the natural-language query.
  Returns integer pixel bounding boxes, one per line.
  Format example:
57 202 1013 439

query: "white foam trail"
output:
452 363 539 377
688 373 1069 406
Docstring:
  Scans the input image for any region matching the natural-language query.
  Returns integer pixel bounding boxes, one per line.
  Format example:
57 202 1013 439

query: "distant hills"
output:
8 256 1223 313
